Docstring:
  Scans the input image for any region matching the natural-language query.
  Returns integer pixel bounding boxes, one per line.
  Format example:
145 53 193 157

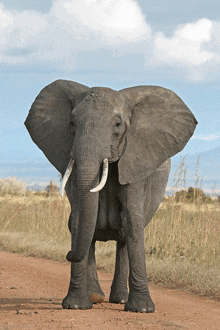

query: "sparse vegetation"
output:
0 166 219 300
0 177 26 197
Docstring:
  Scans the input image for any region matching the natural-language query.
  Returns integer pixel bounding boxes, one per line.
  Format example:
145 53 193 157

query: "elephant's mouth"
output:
109 139 125 163
60 138 126 197
108 155 121 163
60 158 109 197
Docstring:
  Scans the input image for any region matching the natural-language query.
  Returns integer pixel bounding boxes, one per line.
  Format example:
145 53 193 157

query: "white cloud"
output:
154 19 214 67
0 3 13 29
0 1 220 81
177 18 212 43
153 19 214 66
0 5 49 64
0 0 151 68
62 0 149 44
151 18 220 80
192 134 220 141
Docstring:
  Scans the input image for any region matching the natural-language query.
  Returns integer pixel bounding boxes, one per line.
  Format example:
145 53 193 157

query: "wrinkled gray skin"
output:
25 80 197 313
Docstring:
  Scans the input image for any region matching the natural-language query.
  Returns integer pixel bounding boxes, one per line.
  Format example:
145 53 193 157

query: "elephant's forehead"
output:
89 87 125 105
75 87 126 116
89 86 117 96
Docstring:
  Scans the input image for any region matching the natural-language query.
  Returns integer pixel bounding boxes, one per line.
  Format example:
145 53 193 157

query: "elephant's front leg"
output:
63 209 92 309
120 183 155 313
62 179 93 309
62 252 93 310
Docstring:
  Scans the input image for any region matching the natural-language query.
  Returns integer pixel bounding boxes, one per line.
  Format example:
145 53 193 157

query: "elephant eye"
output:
113 116 124 133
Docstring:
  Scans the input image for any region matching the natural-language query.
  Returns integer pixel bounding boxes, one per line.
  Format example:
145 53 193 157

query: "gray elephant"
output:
25 79 197 313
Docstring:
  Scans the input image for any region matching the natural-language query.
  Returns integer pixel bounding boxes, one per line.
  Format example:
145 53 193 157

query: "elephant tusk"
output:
60 158 75 197
90 158 109 193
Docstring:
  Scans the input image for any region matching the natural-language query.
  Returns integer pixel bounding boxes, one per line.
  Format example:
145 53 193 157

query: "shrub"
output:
0 177 26 196
175 187 211 203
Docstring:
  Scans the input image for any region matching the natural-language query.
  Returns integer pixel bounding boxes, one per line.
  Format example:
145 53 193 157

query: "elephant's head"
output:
25 80 197 262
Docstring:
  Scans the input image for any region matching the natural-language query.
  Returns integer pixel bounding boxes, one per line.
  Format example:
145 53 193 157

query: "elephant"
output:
24 79 197 313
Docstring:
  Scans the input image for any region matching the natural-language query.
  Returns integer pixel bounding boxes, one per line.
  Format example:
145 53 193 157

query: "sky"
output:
0 0 220 191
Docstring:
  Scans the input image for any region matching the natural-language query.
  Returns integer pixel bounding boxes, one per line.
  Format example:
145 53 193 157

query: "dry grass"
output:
0 231 70 262
0 192 70 242
0 191 71 260
0 178 220 300
145 199 220 266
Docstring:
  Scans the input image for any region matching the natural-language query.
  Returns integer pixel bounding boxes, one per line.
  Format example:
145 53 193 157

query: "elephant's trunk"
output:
60 158 109 197
71 165 100 262
62 158 109 263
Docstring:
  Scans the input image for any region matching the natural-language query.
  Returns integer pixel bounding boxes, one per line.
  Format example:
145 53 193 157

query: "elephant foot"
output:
124 293 155 313
109 286 129 304
62 292 93 310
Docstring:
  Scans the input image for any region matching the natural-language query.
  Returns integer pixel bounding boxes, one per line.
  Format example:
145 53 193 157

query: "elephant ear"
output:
25 79 89 174
118 86 198 184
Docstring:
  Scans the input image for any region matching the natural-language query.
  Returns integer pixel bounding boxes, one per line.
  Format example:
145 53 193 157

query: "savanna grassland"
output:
0 175 220 301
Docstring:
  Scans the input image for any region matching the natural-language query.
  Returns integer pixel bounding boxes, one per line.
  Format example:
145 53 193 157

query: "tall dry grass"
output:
0 191 71 261
0 169 220 300
145 200 220 265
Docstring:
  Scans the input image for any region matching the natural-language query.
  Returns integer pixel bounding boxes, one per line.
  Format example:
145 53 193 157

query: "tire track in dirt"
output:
0 251 219 330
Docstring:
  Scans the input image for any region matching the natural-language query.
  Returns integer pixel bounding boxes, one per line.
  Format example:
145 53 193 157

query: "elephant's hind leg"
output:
109 241 129 304
88 241 105 303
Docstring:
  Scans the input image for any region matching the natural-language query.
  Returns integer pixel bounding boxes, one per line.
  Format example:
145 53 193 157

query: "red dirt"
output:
0 251 219 330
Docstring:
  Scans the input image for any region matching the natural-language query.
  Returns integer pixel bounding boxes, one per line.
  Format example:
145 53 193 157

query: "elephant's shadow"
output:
0 297 62 311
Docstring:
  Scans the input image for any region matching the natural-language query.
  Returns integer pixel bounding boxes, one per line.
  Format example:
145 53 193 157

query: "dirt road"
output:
0 251 219 330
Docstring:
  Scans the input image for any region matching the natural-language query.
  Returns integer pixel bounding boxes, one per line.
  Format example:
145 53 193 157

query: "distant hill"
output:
0 158 59 189
1 146 219 193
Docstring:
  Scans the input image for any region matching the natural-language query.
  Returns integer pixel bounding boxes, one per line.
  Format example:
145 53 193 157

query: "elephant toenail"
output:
139 308 147 313
71 305 79 310
148 308 154 313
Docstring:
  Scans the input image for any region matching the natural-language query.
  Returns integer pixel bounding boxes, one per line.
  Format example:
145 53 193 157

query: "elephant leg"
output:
63 177 94 309
87 240 105 303
109 241 129 304
62 252 93 310
121 184 155 313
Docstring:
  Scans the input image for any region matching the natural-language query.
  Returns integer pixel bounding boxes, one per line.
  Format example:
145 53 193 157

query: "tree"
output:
175 187 210 203
45 180 58 195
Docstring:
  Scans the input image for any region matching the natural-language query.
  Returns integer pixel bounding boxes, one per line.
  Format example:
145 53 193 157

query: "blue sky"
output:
0 0 220 191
